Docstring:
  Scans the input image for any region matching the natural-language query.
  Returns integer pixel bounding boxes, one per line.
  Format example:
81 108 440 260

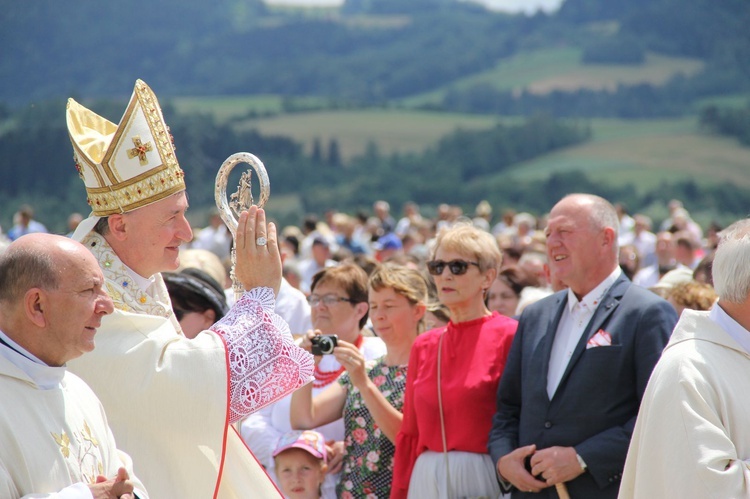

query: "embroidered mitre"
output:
66 79 186 216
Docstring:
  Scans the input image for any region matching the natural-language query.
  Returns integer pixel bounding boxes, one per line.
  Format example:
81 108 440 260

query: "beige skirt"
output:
407 450 503 499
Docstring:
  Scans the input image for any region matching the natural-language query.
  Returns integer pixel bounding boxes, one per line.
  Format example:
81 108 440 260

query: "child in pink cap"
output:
273 430 328 499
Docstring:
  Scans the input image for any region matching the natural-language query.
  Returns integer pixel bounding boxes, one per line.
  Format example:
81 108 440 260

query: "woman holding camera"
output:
291 263 429 498
391 223 518 499
241 263 386 499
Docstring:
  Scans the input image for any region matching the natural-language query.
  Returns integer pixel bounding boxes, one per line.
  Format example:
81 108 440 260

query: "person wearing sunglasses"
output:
241 263 386 498
291 263 429 498
391 223 518 499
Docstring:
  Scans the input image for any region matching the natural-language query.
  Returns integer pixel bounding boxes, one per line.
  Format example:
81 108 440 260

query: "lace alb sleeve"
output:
210 286 314 423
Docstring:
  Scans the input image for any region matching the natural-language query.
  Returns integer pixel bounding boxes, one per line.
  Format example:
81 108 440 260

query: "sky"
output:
470 0 564 14
264 0 565 14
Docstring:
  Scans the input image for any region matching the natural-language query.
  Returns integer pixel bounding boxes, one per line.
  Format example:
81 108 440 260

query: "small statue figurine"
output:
229 171 254 219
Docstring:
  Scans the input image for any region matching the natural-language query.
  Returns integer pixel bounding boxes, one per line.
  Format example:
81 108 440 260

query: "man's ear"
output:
24 288 48 328
602 227 616 248
107 214 128 241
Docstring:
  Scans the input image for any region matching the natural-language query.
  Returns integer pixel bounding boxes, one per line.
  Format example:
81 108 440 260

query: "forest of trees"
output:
2 0 750 230
700 104 750 146
2 0 749 109
0 102 592 230
2 99 749 233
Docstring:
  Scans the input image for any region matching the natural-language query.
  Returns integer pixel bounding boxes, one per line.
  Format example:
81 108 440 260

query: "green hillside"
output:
231 110 750 194
505 118 750 190
402 47 705 107
234 109 499 160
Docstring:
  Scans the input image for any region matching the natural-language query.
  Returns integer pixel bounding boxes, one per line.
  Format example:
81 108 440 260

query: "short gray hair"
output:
712 219 750 303
0 244 60 303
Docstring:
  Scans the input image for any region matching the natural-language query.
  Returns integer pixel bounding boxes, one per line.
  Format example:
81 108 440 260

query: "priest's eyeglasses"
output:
426 259 480 276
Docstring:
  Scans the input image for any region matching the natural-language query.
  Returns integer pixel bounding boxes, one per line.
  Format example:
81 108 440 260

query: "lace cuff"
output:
211 286 314 423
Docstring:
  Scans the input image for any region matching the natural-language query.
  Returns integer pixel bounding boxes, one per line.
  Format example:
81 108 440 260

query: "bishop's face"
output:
116 191 193 278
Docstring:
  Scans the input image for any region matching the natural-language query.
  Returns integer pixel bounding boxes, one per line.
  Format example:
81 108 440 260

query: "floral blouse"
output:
337 357 407 499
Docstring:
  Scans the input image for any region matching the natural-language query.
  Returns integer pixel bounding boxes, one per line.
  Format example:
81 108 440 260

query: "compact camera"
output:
311 335 338 355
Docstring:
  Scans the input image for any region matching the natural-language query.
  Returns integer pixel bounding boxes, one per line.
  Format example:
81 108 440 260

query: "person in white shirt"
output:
298 237 338 294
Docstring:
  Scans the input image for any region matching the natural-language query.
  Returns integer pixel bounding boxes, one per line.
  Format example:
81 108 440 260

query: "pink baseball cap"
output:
272 430 327 463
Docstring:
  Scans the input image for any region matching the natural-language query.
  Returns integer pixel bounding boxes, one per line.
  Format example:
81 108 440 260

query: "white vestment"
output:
69 232 314 498
0 345 147 498
620 309 750 498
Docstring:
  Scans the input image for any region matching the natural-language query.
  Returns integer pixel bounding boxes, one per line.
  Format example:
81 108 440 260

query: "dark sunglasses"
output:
426 259 480 276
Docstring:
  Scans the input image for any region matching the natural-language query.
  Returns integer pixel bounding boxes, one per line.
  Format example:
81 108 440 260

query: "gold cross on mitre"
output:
127 136 153 165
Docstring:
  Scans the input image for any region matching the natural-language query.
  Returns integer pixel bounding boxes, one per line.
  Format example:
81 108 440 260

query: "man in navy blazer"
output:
488 194 678 498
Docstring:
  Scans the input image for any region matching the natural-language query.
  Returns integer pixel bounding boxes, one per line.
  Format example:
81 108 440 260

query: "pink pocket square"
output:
587 329 612 349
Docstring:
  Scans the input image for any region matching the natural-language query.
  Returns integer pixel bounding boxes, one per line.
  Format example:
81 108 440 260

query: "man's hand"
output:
497 445 548 493
529 446 585 486
90 467 135 498
234 206 282 296
327 440 346 474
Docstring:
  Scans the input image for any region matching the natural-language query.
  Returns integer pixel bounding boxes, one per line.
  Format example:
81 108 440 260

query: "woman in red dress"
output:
391 223 518 499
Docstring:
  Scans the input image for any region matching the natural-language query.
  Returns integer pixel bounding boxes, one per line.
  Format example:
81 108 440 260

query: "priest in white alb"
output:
0 233 148 498
620 219 750 498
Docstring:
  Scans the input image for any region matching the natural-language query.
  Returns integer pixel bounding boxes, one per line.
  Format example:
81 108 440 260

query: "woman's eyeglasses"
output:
307 294 355 307
426 259 480 276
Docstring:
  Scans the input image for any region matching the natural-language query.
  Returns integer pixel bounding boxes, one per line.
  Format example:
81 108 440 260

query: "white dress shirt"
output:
547 267 622 398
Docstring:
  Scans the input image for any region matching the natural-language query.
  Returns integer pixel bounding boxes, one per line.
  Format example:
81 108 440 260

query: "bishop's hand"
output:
234 206 282 297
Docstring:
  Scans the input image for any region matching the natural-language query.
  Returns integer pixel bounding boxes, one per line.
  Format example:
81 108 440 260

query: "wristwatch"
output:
576 453 588 471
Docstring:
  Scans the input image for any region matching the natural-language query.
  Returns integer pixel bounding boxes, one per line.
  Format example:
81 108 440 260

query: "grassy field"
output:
503 118 750 191
172 95 329 121
402 47 704 107
215 106 750 194
235 108 500 160
693 93 750 110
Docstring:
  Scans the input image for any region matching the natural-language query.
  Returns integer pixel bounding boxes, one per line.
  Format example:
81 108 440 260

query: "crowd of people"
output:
1 77 748 499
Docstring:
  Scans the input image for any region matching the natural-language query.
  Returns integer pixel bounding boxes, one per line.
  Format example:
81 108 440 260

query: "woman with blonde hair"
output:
391 223 518 499
292 263 428 498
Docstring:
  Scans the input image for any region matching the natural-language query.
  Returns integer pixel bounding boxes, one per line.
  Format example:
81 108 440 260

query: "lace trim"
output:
211 287 315 423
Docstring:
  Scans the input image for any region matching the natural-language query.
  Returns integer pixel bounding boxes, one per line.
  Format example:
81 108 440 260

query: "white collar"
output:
710 304 750 355
566 266 622 312
0 330 66 389
124 264 156 294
